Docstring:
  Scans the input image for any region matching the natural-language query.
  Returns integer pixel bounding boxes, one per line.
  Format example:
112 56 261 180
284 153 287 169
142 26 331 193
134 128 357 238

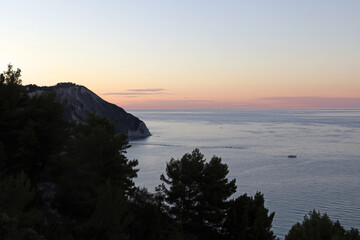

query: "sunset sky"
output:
1 1 359 109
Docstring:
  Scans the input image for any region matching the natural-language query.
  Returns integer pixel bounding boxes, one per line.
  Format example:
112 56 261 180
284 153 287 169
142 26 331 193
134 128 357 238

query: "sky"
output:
1 0 359 109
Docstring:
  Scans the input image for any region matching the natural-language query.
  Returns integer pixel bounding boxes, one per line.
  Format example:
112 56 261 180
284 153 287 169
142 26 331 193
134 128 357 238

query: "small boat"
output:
288 155 297 159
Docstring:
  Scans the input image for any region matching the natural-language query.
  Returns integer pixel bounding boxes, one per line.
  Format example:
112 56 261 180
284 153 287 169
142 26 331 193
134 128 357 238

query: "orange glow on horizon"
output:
1 1 359 110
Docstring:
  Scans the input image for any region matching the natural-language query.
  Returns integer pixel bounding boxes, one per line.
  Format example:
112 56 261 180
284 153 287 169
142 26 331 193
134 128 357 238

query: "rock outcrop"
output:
27 83 151 139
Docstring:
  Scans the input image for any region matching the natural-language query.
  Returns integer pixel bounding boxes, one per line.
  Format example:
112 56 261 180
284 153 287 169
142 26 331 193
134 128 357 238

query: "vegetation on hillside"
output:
1 64 359 239
285 210 360 240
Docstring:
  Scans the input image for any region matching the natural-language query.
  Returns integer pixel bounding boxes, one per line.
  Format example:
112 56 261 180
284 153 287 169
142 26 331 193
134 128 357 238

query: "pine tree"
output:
0 64 68 184
157 148 236 238
224 192 277 240
285 210 360 240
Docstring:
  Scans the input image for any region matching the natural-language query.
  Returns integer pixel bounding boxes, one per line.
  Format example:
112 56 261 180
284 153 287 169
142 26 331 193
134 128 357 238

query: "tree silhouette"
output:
157 148 236 238
285 210 360 240
0 64 68 183
0 63 22 85
224 192 277 240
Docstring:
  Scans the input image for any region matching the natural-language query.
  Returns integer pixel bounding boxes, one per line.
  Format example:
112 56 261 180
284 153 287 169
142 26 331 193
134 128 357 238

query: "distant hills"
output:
27 82 151 139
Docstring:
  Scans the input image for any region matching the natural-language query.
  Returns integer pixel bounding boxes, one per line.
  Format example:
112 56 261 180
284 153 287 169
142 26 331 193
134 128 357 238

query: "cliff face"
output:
27 83 151 139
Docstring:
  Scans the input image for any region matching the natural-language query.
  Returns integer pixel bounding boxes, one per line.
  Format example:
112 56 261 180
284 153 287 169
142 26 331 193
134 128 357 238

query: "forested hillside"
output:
1 64 359 240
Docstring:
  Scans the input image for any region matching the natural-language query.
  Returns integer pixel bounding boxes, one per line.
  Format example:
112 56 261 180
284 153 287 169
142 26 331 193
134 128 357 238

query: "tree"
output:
0 63 22 85
157 148 236 238
0 172 44 239
223 192 277 240
126 187 179 240
1 64 142 239
82 181 132 240
200 156 237 229
0 64 68 184
54 114 138 220
285 210 360 240
346 228 360 240
0 64 28 175
36 114 140 239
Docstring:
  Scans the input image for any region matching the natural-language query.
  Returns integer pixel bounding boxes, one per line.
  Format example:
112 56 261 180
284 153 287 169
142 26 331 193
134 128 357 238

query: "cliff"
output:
27 83 151 139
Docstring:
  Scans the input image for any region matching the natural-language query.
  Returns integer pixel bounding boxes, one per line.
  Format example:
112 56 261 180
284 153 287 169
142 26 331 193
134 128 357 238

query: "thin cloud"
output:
102 92 157 96
127 88 165 92
102 88 169 96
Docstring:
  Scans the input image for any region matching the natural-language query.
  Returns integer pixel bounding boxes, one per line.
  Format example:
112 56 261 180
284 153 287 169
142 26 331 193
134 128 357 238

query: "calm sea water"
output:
126 109 360 239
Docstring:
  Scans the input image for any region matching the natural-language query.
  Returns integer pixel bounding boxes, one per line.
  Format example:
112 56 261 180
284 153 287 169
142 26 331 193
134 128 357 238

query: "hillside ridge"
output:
27 82 151 139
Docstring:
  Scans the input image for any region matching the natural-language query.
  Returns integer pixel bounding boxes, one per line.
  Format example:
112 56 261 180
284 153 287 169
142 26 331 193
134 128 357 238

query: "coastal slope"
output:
27 83 151 139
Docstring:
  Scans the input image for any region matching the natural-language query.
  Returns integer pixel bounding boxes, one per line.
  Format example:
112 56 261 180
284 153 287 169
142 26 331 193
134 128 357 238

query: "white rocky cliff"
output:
27 83 151 139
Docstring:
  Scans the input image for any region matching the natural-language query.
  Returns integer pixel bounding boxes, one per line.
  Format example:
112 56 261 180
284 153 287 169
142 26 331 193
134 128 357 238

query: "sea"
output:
126 109 360 239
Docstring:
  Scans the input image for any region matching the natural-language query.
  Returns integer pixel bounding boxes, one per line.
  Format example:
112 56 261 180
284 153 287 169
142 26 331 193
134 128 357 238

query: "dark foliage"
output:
53 113 138 221
0 64 68 184
126 187 180 240
157 148 237 239
224 192 277 240
0 172 44 239
285 210 360 240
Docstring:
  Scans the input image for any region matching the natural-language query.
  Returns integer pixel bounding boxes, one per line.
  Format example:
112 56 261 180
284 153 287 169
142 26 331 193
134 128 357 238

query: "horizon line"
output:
124 107 360 111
